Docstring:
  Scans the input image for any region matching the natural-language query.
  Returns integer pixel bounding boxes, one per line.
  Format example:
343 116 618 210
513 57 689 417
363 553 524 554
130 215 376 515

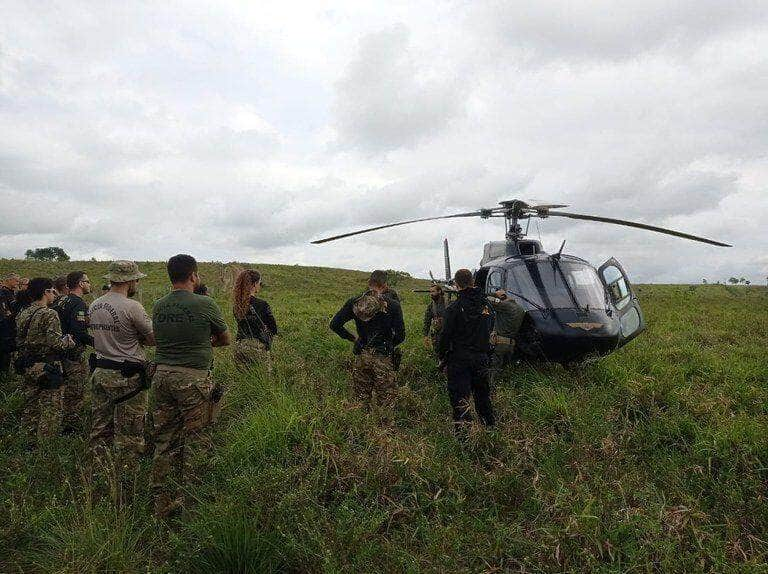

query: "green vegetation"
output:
23 247 70 262
1 260 767 572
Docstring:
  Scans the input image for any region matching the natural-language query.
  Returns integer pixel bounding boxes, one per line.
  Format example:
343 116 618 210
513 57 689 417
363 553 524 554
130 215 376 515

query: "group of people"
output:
0 256 277 518
0 255 524 517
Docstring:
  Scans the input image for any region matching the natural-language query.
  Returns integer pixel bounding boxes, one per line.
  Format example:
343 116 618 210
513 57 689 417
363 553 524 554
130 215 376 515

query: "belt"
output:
96 357 142 371
156 364 209 375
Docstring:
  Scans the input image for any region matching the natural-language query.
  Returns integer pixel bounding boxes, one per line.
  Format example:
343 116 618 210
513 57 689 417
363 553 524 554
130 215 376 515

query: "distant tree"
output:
24 246 70 261
745 280 751 285
384 269 411 288
728 277 739 285
702 278 707 284
739 277 747 284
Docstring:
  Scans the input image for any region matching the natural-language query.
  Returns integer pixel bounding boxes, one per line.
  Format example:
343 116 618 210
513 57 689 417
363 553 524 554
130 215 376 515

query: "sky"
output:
1 0 766 283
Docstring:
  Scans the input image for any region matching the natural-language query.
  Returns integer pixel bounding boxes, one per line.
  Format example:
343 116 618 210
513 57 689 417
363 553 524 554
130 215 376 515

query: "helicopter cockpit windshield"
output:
506 260 607 311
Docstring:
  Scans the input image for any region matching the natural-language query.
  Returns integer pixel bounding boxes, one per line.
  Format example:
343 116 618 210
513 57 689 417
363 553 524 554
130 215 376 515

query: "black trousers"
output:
446 353 495 426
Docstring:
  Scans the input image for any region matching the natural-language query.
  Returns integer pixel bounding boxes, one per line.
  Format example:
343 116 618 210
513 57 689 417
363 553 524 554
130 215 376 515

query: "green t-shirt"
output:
152 290 228 370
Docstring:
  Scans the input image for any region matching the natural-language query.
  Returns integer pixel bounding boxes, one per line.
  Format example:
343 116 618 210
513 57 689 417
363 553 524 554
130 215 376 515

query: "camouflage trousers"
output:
22 363 63 439
89 367 148 470
233 338 271 369
62 356 87 431
151 365 220 517
490 342 515 382
351 350 397 405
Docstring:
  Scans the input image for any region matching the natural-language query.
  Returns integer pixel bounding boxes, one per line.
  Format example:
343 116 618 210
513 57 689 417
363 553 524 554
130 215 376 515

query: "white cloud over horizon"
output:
1 0 766 284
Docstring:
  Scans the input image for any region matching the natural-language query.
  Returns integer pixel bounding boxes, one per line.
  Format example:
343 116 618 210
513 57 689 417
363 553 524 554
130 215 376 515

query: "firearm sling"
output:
94 357 151 405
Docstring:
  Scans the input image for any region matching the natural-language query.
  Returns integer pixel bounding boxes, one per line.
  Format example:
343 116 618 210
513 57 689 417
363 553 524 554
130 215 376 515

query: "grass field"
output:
1 259 766 573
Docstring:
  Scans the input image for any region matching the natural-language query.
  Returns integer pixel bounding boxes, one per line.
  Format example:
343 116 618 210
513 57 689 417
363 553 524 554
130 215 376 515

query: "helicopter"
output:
311 199 731 364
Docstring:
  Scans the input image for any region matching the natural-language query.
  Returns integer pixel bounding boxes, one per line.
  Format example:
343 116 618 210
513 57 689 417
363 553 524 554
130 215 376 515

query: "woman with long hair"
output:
232 269 278 366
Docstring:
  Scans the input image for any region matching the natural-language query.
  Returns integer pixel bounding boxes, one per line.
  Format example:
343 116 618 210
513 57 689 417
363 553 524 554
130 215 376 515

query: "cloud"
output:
0 1 765 284
468 0 767 63
333 24 465 153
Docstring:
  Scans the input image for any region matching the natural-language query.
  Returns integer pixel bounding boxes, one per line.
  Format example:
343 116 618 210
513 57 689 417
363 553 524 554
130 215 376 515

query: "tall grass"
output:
1 261 767 572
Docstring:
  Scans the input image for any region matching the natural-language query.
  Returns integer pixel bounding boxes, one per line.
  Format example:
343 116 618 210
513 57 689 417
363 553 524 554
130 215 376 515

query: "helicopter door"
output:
598 258 645 345
485 267 505 295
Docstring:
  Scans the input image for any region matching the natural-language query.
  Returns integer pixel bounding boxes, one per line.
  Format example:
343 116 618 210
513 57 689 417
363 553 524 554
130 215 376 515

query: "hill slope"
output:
1 260 767 572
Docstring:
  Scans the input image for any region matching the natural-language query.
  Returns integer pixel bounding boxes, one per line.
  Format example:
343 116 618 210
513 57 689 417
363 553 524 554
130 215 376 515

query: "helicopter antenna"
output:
443 238 451 282
554 240 566 258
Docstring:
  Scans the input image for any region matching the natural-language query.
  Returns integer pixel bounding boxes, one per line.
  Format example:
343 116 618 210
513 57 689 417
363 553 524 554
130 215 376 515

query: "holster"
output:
13 351 34 374
96 358 155 390
38 363 64 390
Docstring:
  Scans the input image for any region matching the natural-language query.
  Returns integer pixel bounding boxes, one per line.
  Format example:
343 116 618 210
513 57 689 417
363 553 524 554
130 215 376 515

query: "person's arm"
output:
44 312 75 351
212 330 231 347
330 298 357 342
436 305 455 360
262 301 278 335
71 299 94 346
131 302 156 347
392 301 406 347
208 300 231 347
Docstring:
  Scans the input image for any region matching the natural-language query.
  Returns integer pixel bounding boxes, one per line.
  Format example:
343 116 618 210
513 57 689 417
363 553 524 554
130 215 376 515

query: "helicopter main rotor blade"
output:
546 211 732 247
310 210 487 244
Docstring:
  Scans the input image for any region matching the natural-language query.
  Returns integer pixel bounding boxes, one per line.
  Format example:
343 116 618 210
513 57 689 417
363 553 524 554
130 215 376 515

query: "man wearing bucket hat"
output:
88 261 155 476
330 270 405 405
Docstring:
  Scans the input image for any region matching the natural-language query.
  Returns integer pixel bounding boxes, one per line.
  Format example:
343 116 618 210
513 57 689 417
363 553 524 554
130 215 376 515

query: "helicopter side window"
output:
601 265 631 310
487 269 504 294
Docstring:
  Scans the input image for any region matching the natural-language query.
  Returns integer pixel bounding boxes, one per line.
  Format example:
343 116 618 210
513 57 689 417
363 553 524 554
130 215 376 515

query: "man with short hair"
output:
52 270 93 433
378 271 400 303
438 269 496 431
488 289 525 375
330 270 405 405
151 254 230 518
0 273 20 373
89 261 155 472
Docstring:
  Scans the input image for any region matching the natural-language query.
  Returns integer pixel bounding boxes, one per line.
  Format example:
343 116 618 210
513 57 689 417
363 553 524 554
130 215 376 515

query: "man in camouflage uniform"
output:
488 289 525 376
15 278 75 438
0 273 20 374
52 270 93 432
330 270 405 405
88 261 154 473
151 254 230 518
423 284 446 353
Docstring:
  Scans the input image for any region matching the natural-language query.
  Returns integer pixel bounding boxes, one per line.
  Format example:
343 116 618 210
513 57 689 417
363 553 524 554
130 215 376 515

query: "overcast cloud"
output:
1 0 766 283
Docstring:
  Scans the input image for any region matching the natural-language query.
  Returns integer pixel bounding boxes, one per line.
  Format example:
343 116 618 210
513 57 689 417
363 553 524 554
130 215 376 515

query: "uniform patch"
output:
76 310 87 322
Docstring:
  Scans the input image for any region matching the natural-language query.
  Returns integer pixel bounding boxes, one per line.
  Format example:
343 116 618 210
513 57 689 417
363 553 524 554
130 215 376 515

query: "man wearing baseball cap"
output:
88 261 155 477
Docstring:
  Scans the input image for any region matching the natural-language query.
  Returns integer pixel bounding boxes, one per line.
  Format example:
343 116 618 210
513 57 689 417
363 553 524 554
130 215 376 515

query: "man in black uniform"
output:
437 268 495 430
52 270 93 432
0 273 20 374
330 270 406 405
